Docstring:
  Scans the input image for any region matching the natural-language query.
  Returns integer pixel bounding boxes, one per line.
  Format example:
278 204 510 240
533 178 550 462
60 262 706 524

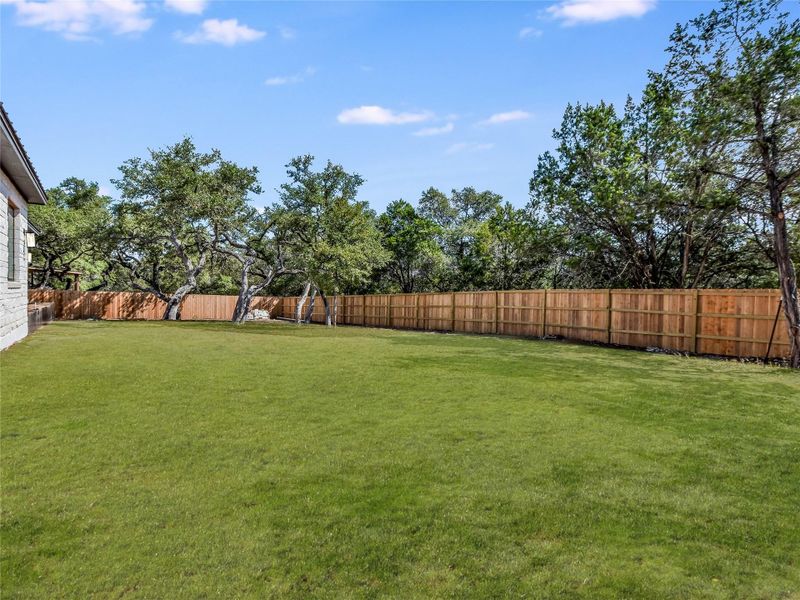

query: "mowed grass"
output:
1 321 799 599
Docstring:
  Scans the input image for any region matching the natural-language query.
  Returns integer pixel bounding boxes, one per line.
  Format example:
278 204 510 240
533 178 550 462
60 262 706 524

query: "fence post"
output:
415 293 420 330
607 289 613 344
542 289 548 338
451 292 456 332
691 289 700 354
494 291 499 335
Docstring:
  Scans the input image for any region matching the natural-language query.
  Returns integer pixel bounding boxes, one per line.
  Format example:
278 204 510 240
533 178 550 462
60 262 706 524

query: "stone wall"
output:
1 168 31 350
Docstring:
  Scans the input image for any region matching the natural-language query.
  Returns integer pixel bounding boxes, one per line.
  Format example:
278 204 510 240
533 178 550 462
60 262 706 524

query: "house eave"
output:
0 104 47 206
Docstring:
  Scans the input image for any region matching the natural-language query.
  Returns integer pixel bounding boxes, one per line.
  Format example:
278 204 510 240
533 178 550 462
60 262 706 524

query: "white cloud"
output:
413 123 454 137
164 0 208 15
546 0 656 25
3 0 152 40
519 26 542 39
446 142 494 155
278 26 295 40
177 18 265 46
265 66 316 86
337 106 432 126
479 110 531 125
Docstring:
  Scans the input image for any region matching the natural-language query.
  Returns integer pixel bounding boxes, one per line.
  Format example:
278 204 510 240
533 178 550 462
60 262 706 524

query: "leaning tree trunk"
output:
295 282 311 324
231 257 278 324
232 281 274 324
304 288 317 323
162 284 194 320
232 256 255 323
319 289 332 326
232 288 256 323
771 188 800 368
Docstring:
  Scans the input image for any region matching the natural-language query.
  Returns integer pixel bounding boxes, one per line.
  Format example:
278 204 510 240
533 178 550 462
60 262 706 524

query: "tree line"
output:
29 0 799 365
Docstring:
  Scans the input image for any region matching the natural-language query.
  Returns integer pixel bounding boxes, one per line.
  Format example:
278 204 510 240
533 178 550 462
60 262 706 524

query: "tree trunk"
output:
753 99 800 367
333 294 338 327
35 257 54 289
163 297 181 320
319 289 332 326
771 191 800 368
304 288 317 323
162 285 193 320
232 257 254 323
295 281 311 323
232 289 255 323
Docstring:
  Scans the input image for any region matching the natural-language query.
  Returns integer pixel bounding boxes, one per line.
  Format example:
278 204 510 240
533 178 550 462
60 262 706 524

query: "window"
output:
7 201 17 281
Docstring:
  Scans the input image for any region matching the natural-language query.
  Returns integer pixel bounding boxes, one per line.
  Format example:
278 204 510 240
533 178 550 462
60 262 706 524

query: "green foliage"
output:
529 88 775 288
418 187 503 290
376 199 444 292
111 137 261 312
29 178 113 289
487 202 562 290
279 156 388 295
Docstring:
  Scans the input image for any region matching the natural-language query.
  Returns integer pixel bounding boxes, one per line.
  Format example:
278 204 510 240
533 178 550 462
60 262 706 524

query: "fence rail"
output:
280 288 789 360
29 288 789 359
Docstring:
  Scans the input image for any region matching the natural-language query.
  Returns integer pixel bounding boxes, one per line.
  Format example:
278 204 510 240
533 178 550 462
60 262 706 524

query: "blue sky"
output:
1 0 744 212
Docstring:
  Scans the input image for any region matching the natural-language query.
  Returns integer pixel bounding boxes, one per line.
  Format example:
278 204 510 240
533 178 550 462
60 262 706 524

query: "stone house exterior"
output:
1 104 47 350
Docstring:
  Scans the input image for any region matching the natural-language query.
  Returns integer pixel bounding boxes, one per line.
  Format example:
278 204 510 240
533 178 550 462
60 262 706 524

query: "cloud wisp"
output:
519 27 543 39
337 106 432 126
176 18 265 45
546 0 656 25
479 110 531 125
413 123 454 137
164 0 208 15
2 0 153 40
265 67 316 86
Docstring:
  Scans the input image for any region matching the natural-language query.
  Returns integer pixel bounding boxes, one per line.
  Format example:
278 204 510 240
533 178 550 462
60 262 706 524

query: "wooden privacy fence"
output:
281 288 789 360
29 288 789 359
28 290 282 322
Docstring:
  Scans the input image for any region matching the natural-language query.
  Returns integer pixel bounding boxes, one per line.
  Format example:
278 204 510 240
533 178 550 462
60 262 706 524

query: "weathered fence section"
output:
27 302 54 334
281 288 789 360
27 290 283 321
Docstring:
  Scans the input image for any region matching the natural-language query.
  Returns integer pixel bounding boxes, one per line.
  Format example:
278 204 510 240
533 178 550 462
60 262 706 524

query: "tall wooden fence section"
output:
280 289 789 360
28 290 283 321
29 288 788 359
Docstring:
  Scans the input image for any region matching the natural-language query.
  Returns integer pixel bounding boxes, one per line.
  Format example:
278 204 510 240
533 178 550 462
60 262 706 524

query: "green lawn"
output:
1 321 799 599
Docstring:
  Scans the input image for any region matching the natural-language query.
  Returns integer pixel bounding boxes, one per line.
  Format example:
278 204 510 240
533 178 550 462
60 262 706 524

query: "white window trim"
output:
6 198 20 284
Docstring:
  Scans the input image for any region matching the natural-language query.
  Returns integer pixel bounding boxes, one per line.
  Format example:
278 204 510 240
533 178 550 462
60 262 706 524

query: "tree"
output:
418 186 502 290
487 202 559 290
531 100 673 288
29 178 112 289
220 206 298 323
112 137 261 320
377 199 444 293
279 156 387 325
666 0 800 366
529 87 770 290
